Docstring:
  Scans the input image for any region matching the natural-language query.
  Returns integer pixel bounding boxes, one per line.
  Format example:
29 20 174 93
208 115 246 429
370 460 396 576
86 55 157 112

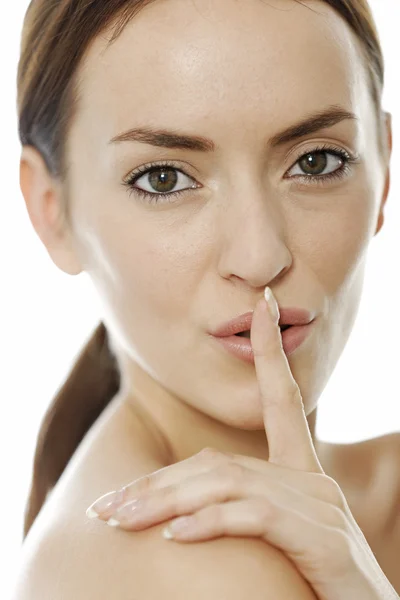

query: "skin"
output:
20 0 392 475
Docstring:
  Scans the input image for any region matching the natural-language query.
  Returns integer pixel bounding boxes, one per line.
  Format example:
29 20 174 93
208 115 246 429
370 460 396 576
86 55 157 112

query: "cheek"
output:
83 219 205 327
297 191 375 294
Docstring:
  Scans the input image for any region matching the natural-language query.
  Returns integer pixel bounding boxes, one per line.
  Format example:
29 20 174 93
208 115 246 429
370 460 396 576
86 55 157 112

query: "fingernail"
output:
106 498 146 527
86 488 126 519
264 287 280 325
163 516 194 539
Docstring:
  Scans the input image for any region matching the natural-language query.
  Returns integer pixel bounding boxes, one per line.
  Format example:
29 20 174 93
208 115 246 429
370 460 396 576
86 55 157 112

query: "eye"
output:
285 145 358 185
123 145 359 206
123 161 198 204
290 150 341 176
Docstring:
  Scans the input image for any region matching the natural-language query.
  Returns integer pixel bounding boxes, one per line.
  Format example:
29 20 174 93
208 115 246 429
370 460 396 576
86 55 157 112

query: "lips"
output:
213 321 315 362
236 324 292 337
211 307 315 338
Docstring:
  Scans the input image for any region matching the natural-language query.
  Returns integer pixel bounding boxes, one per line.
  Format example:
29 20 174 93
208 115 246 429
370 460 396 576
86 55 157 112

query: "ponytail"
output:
23 322 120 540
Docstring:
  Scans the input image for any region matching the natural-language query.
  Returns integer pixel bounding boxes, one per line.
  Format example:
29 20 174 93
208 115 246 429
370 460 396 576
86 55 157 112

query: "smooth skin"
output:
86 291 398 599
17 0 397 597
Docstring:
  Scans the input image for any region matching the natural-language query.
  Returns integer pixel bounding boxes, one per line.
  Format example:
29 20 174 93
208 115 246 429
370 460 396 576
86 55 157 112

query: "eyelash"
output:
122 143 359 205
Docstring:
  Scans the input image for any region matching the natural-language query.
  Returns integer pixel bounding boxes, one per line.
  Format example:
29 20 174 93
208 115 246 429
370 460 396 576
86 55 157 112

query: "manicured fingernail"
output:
163 516 194 539
106 498 146 527
86 488 126 519
264 287 280 325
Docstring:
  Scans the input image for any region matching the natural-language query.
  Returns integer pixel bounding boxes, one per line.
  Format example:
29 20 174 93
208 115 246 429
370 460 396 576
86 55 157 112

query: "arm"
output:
12 518 318 599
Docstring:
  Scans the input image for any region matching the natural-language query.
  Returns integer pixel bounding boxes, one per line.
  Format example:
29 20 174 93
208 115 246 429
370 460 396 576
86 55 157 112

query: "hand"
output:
86 288 399 600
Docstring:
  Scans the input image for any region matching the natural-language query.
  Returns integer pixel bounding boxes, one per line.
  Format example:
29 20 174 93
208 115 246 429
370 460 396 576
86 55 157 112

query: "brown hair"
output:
17 0 386 540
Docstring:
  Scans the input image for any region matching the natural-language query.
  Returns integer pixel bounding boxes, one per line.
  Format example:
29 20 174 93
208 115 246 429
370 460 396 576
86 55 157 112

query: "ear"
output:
375 111 393 236
19 146 83 275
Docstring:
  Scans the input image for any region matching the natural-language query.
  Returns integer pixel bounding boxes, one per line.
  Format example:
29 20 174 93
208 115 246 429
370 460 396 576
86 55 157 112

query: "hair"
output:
17 0 386 540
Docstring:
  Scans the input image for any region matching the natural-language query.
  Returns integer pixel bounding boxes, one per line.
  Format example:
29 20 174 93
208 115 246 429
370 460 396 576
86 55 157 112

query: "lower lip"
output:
212 322 315 364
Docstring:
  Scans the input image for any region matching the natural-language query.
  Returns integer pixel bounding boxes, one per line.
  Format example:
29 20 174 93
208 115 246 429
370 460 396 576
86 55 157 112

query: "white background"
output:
1 1 399 597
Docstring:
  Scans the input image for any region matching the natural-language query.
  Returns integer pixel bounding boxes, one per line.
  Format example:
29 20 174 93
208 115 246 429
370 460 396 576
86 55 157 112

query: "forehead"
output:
72 0 369 148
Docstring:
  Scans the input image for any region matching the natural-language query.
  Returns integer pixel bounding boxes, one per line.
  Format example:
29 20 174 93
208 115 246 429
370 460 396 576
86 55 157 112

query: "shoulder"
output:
323 433 399 540
14 462 318 597
358 433 400 533
363 432 400 485
377 433 400 504
13 399 317 599
14 520 319 599
334 432 399 488
365 431 400 452
28 521 323 599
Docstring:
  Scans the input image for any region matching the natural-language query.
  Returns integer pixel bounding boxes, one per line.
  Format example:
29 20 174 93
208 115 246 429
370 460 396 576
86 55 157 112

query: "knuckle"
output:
221 462 246 479
254 497 277 524
161 486 179 512
158 483 174 500
198 447 233 461
202 503 224 528
323 503 348 531
123 473 153 495
286 383 303 407
323 476 347 508
198 447 220 459
220 461 246 483
267 383 302 408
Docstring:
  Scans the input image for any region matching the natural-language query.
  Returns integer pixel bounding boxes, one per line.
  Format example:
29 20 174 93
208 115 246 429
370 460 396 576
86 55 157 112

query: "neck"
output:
118 362 321 465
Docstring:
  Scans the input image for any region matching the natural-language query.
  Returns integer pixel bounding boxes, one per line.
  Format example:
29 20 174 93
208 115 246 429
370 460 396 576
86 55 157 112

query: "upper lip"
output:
210 306 316 337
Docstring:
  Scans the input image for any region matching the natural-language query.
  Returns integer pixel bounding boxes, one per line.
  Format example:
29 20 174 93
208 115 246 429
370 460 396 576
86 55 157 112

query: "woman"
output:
14 0 399 598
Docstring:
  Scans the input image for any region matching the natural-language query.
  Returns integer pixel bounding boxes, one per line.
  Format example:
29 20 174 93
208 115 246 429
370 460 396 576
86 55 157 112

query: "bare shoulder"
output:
362 432 400 491
14 518 319 599
365 431 400 453
12 398 318 599
333 432 399 485
348 433 400 535
319 432 399 543
371 433 400 515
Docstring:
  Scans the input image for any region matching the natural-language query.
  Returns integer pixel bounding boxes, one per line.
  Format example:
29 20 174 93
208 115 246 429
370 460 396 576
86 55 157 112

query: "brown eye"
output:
298 152 328 176
148 167 178 193
286 146 355 186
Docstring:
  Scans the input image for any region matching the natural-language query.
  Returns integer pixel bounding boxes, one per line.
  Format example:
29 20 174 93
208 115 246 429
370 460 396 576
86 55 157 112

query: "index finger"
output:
86 450 229 519
251 289 324 474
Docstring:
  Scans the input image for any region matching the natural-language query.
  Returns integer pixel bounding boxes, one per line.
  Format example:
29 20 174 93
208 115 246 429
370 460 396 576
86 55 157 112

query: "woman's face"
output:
64 0 390 433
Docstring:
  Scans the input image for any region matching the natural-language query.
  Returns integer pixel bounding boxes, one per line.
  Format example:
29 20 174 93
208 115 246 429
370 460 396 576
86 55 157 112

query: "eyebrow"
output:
109 105 358 152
